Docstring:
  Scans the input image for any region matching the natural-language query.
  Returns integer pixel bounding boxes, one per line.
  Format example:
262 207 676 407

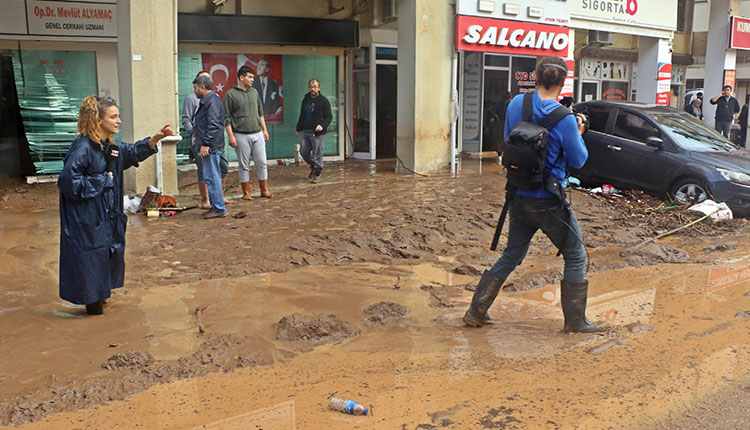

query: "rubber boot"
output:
561 280 606 333
198 181 210 209
240 181 252 200
86 300 104 315
463 270 505 327
259 179 272 198
222 178 232 205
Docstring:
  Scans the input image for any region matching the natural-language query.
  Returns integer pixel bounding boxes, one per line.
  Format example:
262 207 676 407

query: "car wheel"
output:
670 178 709 203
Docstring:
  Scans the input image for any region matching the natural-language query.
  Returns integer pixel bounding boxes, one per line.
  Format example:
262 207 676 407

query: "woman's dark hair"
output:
535 56 568 90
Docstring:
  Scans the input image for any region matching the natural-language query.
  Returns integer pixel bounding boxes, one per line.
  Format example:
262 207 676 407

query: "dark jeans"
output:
488 195 586 283
715 120 732 138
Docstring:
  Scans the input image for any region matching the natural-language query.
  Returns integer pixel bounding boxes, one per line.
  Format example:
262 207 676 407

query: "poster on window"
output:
201 53 284 124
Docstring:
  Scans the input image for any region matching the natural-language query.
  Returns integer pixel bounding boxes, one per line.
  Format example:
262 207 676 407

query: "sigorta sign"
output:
456 15 569 56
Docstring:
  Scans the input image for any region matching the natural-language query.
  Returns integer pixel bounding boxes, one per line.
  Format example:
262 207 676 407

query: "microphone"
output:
105 143 120 174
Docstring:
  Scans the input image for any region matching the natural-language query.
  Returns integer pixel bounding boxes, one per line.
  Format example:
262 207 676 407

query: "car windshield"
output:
651 113 739 152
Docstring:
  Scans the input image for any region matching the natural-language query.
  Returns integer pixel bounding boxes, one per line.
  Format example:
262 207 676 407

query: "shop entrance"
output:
0 55 27 178
482 69 510 152
352 45 397 160
376 64 397 158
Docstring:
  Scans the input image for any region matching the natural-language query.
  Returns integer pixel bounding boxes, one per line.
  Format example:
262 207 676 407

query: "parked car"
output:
570 100 750 217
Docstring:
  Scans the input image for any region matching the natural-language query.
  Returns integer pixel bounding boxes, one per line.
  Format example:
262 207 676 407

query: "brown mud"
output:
1 158 750 429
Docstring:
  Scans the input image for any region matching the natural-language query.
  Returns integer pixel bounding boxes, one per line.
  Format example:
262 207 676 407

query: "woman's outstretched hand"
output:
148 125 175 147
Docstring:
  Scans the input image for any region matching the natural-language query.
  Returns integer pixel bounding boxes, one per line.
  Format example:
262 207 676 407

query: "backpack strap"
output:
521 92 534 122
538 105 572 129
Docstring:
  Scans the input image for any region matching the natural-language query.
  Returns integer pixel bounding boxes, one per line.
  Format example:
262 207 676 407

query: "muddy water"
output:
2 159 750 428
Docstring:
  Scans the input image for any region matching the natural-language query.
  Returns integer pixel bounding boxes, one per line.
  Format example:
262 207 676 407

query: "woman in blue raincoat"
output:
58 95 174 315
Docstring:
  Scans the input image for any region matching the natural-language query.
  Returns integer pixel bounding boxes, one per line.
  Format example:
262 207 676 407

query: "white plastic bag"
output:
123 195 142 214
687 199 733 222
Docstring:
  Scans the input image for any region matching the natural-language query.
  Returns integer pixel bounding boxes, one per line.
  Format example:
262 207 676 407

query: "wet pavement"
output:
1 158 750 428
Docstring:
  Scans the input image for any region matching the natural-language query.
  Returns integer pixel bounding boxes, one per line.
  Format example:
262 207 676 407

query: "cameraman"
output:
463 56 604 333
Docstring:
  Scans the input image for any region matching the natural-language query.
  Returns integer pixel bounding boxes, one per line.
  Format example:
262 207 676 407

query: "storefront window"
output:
177 52 338 163
510 57 537 95
12 50 97 175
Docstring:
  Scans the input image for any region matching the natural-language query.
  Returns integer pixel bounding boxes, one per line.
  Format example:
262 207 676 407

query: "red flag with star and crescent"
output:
201 53 284 124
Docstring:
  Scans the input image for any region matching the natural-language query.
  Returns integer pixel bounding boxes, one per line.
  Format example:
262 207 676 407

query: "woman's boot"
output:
86 300 104 315
259 179 272 198
561 280 605 333
463 270 505 327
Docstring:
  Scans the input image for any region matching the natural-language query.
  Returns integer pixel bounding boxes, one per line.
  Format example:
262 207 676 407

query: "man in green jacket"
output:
224 65 272 199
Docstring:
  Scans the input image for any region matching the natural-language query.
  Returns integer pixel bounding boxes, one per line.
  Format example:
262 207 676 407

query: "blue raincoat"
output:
58 135 157 305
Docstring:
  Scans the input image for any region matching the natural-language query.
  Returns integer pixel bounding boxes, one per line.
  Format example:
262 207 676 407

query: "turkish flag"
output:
201 53 284 124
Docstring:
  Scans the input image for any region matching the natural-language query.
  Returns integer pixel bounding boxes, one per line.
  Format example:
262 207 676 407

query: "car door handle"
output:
607 144 622 152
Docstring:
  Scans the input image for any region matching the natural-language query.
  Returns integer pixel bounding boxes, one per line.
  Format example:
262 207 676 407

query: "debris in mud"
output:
478 406 522 429
454 265 483 277
735 311 750 319
702 244 738 252
626 323 658 333
101 350 154 371
364 302 408 325
232 211 246 219
276 313 361 345
420 285 454 308
587 338 626 355
619 243 690 266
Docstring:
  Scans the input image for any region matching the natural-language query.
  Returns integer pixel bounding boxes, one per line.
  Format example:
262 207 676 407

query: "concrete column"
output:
117 0 179 195
635 37 671 104
704 0 740 127
396 0 454 174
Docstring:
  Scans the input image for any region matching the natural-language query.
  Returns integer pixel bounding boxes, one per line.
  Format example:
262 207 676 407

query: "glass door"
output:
581 81 600 102
482 69 510 152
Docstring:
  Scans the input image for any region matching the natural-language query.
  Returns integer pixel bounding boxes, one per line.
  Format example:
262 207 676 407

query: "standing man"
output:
463 56 604 333
182 70 230 209
710 85 740 138
738 94 749 148
193 75 227 219
251 59 282 116
225 65 272 199
295 79 332 183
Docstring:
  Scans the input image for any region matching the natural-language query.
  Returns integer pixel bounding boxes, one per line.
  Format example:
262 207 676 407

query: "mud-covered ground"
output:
2 158 750 429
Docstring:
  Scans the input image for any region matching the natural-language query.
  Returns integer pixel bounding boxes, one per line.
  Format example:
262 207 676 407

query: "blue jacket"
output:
193 91 226 152
58 135 156 304
504 92 588 198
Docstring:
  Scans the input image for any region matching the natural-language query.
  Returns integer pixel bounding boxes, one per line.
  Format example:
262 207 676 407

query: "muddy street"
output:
2 158 750 429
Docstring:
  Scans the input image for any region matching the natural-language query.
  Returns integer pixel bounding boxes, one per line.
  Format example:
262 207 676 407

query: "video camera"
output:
571 104 590 130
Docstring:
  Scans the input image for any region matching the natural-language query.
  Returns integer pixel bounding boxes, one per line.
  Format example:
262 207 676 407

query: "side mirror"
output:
645 136 663 149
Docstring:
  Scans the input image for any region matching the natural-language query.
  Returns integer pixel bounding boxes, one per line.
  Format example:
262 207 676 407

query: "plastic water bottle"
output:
329 397 369 415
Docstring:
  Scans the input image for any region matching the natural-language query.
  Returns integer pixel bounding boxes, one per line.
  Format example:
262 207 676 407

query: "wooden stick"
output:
631 208 721 250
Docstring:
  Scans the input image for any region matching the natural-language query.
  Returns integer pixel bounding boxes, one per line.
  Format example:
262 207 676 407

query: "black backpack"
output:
502 92 571 191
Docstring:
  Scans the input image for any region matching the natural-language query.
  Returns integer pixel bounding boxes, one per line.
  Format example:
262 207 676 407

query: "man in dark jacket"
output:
710 85 740 138
295 79 332 183
193 74 227 219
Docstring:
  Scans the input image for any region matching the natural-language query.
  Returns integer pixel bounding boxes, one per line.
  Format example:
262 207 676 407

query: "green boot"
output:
463 270 505 327
561 280 605 333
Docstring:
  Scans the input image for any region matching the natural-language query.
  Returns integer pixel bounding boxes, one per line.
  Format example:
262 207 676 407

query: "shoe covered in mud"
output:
86 300 103 315
561 280 606 333
463 270 505 327
311 173 320 184
308 168 315 179
202 208 227 219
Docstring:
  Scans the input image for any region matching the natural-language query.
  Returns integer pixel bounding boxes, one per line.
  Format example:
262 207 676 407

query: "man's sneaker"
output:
308 169 315 179
311 173 320 184
202 208 227 219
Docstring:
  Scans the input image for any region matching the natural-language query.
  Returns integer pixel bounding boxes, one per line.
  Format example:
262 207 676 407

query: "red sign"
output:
201 53 284 124
559 59 575 99
729 16 750 50
656 62 672 106
456 15 569 56
724 69 736 91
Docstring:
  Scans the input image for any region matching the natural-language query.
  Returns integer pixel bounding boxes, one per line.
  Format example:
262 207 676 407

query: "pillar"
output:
635 37 671 105
117 0 179 195
396 0 454 174
704 0 740 128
